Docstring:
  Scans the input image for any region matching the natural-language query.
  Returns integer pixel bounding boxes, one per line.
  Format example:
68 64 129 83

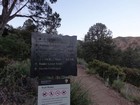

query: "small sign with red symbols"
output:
38 79 70 105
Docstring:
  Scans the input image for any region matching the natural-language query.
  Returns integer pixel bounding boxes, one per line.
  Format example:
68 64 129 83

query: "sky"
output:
8 0 140 40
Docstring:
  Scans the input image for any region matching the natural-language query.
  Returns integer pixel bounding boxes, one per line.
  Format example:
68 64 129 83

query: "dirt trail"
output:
73 65 135 105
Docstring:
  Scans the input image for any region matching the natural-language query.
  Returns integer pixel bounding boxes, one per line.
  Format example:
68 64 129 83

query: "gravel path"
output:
74 65 135 105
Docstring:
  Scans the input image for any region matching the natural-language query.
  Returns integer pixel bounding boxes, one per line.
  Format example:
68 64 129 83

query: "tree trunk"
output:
0 23 6 36
0 13 9 36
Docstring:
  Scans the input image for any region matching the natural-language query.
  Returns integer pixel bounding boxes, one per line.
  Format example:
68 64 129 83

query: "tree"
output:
0 0 61 36
77 40 84 58
1 24 14 36
85 23 112 42
83 23 115 63
0 33 30 60
22 19 37 32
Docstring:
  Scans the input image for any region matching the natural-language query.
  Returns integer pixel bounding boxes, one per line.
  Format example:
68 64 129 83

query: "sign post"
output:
31 33 77 105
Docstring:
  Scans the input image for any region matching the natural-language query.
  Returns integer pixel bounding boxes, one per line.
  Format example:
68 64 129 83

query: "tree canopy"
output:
82 23 115 63
0 0 61 36
85 23 112 42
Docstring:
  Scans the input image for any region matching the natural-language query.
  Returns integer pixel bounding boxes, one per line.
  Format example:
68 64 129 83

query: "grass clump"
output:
112 79 125 92
120 83 140 104
77 58 88 68
71 80 92 105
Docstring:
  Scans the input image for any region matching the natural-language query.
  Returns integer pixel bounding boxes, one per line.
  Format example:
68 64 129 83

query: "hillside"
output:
113 37 140 50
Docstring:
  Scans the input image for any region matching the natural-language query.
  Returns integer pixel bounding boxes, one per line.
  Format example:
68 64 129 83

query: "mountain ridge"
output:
113 36 140 50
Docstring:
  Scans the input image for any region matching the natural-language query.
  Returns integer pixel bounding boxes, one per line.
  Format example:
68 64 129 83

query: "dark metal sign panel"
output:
31 33 77 77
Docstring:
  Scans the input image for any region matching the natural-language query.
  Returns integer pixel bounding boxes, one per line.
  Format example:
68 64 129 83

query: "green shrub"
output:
88 60 103 75
0 59 30 86
123 67 140 87
88 59 140 87
77 58 88 68
107 65 125 84
0 59 33 104
14 59 30 76
71 80 92 105
87 68 96 74
88 60 125 85
98 61 109 78
0 34 30 60
112 79 125 92
88 60 100 69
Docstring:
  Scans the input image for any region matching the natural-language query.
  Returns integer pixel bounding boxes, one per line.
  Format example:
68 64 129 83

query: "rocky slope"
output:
113 37 140 50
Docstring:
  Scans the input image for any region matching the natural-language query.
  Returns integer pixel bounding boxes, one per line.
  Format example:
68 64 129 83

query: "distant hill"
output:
113 37 140 50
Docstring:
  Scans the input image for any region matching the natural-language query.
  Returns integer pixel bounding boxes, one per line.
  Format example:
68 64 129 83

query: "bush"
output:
122 67 140 87
88 59 140 87
13 59 30 76
77 58 88 69
71 80 92 105
0 34 30 60
88 60 101 74
120 83 140 104
88 60 125 85
107 65 125 84
0 59 34 104
98 61 109 78
0 59 30 86
112 79 125 92
87 68 96 74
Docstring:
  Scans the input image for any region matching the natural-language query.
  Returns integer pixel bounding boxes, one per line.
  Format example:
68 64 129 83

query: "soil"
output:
73 65 136 105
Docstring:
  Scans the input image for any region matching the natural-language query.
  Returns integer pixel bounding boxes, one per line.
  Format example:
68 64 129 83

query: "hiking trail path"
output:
73 65 136 105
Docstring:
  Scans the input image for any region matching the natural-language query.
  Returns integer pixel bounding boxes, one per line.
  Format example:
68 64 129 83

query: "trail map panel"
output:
31 33 77 77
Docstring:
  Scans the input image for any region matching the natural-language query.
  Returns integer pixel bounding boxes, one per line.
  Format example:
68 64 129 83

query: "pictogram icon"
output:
49 91 54 96
42 92 48 97
55 90 61 96
61 90 67 95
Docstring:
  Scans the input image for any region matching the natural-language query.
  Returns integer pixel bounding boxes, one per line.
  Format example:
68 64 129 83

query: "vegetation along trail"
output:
73 65 135 105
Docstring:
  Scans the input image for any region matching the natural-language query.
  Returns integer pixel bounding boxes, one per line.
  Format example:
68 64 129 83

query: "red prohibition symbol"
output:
49 91 54 96
42 92 48 97
55 90 61 96
61 90 67 95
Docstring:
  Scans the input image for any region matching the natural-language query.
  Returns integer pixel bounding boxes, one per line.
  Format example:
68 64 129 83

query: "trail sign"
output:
31 33 77 77
38 79 70 105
